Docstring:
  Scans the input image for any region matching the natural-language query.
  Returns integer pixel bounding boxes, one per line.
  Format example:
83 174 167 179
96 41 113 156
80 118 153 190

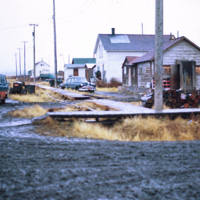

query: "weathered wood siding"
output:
163 41 200 65
163 40 200 89
137 62 152 88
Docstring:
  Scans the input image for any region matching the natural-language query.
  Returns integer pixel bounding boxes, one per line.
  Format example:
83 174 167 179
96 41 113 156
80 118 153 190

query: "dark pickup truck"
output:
0 74 9 104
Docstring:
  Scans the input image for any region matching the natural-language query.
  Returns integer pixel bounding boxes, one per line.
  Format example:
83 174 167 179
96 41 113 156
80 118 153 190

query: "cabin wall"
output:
163 41 200 89
163 41 200 65
137 62 152 88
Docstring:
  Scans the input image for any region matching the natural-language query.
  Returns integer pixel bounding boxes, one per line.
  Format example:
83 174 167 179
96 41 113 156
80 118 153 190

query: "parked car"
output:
0 74 9 104
60 76 96 92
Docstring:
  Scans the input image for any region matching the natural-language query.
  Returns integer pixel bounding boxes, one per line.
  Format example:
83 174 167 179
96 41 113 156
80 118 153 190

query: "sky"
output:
0 0 200 75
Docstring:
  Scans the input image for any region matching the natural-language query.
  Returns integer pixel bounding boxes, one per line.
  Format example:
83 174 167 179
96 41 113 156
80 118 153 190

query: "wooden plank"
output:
36 84 90 100
47 108 200 119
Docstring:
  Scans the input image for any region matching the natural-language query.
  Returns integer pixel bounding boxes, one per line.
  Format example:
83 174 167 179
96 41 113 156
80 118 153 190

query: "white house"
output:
122 36 200 91
94 28 172 82
34 60 50 78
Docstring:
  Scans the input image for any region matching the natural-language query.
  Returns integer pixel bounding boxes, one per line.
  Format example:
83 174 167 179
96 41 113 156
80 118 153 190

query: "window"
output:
163 66 171 75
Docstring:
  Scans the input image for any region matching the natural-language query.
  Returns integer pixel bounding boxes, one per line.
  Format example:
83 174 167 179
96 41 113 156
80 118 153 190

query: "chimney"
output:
111 28 115 35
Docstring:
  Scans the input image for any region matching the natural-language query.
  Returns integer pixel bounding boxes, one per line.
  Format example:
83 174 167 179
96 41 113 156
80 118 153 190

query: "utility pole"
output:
53 0 58 87
15 53 18 80
154 0 163 111
18 48 22 78
141 23 144 35
22 41 28 82
29 24 38 83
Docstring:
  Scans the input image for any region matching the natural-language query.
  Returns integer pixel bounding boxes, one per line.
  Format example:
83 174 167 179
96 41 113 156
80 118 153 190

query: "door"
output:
73 68 78 76
171 64 180 89
172 60 196 91
182 61 194 91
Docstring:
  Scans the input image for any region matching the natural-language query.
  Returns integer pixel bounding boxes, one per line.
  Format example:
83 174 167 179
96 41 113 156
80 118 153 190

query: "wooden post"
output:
29 24 38 83
154 0 163 111
53 0 58 87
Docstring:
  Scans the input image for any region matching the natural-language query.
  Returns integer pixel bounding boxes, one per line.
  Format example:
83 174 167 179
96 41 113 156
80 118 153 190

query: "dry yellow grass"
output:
96 87 118 92
9 87 65 103
34 116 200 141
8 105 47 118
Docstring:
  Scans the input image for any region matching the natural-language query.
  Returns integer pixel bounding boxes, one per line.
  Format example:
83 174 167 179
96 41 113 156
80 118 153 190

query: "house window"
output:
163 65 171 75
73 68 78 76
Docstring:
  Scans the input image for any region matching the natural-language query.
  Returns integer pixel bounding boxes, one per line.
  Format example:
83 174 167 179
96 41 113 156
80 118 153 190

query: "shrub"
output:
109 78 122 87
96 78 122 88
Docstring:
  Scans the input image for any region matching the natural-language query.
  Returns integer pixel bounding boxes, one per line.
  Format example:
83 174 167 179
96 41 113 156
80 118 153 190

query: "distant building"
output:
35 60 50 78
28 60 51 78
64 58 96 81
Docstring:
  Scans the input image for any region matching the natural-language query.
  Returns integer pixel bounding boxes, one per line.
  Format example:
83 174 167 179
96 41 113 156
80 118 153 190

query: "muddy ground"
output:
0 98 200 200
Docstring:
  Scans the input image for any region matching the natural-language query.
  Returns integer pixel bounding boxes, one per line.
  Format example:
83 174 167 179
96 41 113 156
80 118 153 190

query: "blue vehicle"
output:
0 74 9 104
60 76 95 92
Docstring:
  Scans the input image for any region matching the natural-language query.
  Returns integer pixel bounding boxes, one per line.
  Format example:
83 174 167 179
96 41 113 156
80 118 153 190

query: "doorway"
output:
73 68 78 76
171 60 196 91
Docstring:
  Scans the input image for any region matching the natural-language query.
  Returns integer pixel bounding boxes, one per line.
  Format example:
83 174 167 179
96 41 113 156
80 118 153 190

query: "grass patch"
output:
8 105 47 118
34 116 200 141
9 87 65 103
96 87 118 92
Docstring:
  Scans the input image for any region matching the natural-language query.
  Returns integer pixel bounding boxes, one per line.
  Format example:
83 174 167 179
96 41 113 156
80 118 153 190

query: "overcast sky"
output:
0 0 200 75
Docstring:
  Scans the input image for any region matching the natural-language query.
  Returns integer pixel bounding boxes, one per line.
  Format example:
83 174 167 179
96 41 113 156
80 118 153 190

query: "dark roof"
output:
130 36 200 65
72 58 96 64
94 34 172 53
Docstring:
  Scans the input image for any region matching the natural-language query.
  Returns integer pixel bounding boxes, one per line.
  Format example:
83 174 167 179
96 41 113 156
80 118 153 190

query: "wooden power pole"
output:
15 53 18 80
18 48 22 77
154 0 163 111
22 41 28 82
30 24 38 83
53 0 58 87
